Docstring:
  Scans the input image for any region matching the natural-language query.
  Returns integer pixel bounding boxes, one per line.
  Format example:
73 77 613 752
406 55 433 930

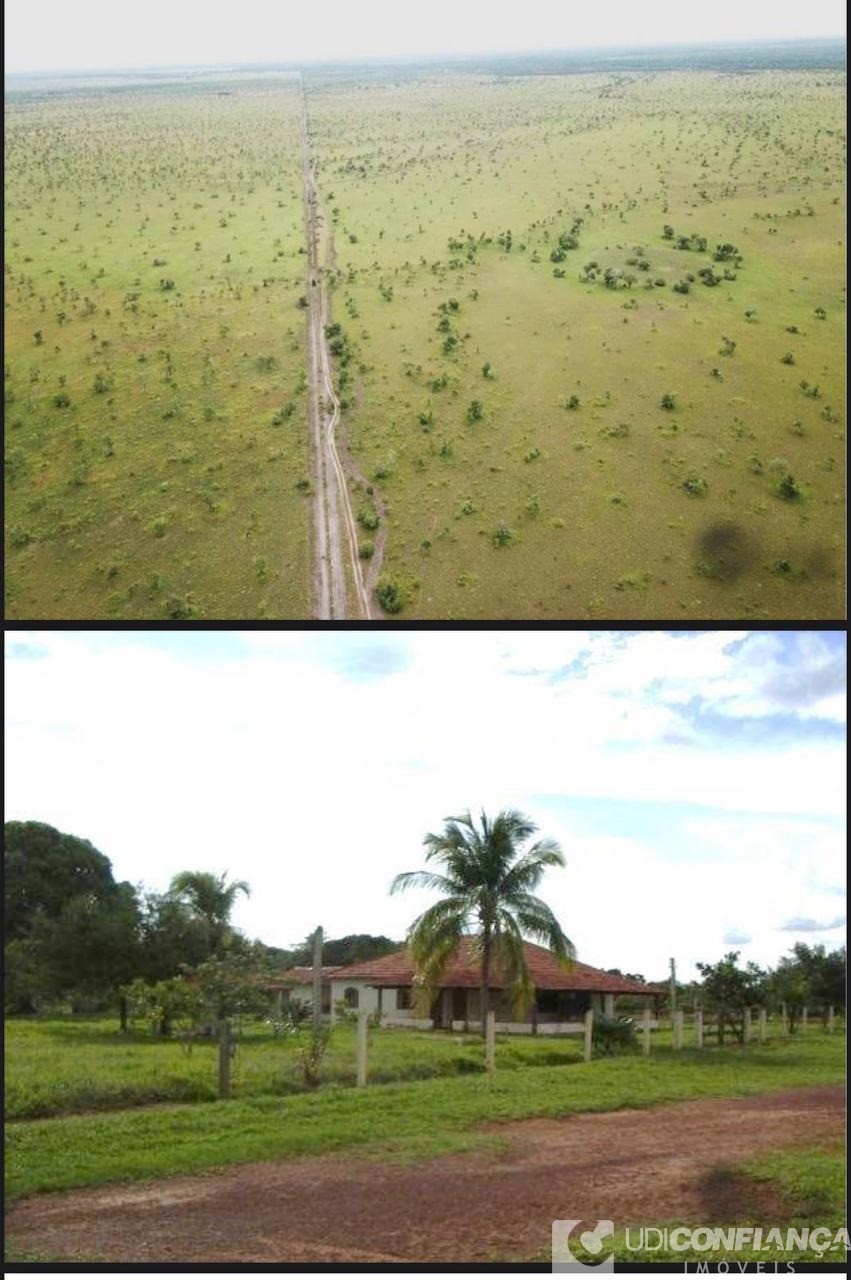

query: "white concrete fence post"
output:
485 1010 496 1074
828 1005 835 1034
759 1008 767 1043
673 1009 684 1051
694 1009 703 1049
743 1008 752 1044
642 1006 651 1056
781 1002 789 1036
584 1008 594 1062
356 1008 368 1087
801 1006 808 1036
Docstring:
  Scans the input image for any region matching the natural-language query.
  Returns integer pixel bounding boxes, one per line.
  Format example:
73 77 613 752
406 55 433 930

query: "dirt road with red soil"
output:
6 1085 843 1264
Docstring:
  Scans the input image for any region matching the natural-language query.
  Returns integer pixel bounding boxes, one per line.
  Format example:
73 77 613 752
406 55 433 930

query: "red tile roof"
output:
303 939 663 995
268 966 342 989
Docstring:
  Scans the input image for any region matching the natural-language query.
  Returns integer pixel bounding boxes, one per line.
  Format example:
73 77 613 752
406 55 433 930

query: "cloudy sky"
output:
4 0 846 73
4 629 845 981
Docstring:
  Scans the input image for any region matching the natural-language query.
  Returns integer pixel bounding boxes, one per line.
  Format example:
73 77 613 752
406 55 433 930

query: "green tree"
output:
5 820 118 940
769 943 845 1029
289 933 402 967
391 809 575 1034
137 892 211 979
167 871 250 956
790 943 845 1014
4 821 140 1014
696 951 766 1044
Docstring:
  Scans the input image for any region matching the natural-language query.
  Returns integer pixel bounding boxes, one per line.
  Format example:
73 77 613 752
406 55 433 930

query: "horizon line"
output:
4 32 846 79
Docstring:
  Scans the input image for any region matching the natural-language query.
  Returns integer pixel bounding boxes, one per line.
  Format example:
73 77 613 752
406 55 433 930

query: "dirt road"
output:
5 1085 843 1264
299 76 373 620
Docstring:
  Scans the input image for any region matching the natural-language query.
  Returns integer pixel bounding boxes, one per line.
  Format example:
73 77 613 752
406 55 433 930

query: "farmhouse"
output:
271 938 664 1034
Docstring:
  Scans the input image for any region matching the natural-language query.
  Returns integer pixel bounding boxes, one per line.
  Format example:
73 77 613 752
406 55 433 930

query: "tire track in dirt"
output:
5 1085 843 1264
300 75 374 620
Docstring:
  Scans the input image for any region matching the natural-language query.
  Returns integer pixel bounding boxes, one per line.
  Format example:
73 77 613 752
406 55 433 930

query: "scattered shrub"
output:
376 577 406 613
683 473 708 497
357 506 380 532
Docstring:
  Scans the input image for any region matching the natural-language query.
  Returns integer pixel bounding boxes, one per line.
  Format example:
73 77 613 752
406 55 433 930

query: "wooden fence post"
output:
759 1008 767 1043
642 1006 651 1056
485 1010 496 1074
801 1006 808 1035
356 1009 368 1087
218 1018 231 1100
694 1009 703 1049
828 1005 835 1034
743 1008 752 1044
673 1009 684 1051
584 1008 594 1062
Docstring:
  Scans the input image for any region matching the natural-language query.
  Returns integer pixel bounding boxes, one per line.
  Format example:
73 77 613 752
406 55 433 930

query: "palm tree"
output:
391 809 574 1034
167 871 250 956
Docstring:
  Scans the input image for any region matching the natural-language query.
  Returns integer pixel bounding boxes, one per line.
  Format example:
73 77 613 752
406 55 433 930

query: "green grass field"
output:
4 57 844 619
5 75 310 619
4 1018 844 1202
311 68 845 618
4 1014 584 1119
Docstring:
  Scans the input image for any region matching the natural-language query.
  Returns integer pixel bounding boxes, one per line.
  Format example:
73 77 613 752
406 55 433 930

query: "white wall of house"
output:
329 979 379 1020
278 979 638 1032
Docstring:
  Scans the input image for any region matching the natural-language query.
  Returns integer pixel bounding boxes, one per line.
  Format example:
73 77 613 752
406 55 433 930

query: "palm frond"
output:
494 913 535 1015
506 892 576 964
389 869 459 896
499 839 565 895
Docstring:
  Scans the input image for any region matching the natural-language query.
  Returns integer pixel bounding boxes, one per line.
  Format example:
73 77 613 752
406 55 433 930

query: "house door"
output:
452 989 467 1023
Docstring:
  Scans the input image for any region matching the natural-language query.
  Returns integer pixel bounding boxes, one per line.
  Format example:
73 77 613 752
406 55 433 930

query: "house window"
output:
396 987 412 1010
344 987 359 1009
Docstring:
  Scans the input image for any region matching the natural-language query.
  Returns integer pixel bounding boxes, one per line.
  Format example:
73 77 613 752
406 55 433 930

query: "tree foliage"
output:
391 808 574 1033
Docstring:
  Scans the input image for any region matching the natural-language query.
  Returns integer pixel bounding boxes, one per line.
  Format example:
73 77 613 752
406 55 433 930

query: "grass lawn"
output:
5 1029 844 1202
4 1015 584 1120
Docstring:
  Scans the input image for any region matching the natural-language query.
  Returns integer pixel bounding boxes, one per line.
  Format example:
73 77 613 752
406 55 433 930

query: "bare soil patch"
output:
5 1085 843 1263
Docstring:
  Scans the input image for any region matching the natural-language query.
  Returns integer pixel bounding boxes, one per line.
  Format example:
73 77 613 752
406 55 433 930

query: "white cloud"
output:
4 630 846 973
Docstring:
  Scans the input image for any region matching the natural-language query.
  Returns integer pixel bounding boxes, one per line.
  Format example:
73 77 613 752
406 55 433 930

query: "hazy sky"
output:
3 0 846 72
5 630 846 981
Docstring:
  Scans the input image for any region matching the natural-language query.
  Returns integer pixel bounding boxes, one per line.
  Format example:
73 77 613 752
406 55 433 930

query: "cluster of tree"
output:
4 821 403 1033
683 945 845 1043
284 933 402 968
5 821 258 1021
549 218 583 269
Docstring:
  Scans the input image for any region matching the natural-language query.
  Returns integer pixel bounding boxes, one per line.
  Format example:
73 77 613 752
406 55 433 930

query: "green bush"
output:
376 577 406 614
592 1015 638 1056
357 506 380 532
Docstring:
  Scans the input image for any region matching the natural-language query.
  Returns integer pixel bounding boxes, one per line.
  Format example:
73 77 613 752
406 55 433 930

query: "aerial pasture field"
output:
4 49 845 619
312 65 845 619
5 75 310 620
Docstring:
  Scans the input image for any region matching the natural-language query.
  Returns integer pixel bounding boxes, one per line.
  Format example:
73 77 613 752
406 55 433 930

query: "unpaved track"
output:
5 1085 843 1264
300 76 372 620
